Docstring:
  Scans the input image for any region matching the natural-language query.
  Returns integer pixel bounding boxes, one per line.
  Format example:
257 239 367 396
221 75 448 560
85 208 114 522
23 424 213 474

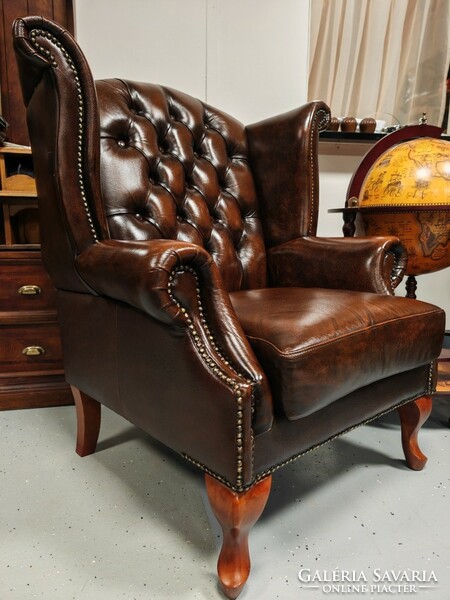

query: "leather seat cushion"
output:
229 288 445 420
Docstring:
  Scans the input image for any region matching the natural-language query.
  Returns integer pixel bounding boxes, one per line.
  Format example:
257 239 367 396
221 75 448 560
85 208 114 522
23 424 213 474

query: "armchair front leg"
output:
205 474 272 599
397 395 432 470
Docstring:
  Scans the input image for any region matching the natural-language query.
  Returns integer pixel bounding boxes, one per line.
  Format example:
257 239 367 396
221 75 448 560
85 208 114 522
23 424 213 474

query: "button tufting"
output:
91 79 263 294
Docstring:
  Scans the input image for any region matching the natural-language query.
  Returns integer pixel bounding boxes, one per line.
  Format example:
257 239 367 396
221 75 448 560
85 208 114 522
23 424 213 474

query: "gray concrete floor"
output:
1 396 449 600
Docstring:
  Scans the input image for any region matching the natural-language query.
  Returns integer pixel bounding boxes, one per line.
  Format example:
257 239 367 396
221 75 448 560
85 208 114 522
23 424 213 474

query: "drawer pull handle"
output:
18 285 42 296
22 346 45 357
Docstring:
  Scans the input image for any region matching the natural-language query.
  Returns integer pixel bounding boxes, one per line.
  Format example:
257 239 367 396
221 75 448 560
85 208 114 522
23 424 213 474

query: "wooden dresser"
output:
0 145 72 409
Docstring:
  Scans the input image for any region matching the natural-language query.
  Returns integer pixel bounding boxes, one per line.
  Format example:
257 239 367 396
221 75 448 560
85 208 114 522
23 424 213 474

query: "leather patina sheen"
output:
12 20 446 596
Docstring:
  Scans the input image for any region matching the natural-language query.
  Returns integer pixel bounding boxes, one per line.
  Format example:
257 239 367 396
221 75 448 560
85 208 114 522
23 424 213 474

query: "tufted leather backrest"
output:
96 79 267 292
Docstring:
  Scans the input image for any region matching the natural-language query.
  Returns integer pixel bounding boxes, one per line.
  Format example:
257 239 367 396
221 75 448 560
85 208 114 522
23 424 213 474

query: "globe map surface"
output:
358 137 450 275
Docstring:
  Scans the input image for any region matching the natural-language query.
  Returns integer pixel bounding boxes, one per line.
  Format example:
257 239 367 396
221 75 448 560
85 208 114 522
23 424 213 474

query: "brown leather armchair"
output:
13 16 445 599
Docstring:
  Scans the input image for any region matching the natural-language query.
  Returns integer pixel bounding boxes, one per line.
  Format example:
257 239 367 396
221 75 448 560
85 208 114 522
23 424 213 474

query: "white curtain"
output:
309 0 450 129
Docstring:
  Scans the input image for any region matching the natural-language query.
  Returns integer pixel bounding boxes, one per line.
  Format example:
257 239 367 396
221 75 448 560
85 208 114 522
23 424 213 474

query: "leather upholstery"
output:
230 288 444 419
13 16 108 293
253 363 434 477
13 16 445 493
247 103 329 246
268 236 407 293
74 238 273 434
56 290 256 486
96 78 267 293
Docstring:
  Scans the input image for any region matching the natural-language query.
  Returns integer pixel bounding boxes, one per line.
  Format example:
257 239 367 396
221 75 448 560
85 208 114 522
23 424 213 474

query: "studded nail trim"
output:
186 361 435 493
167 265 254 490
29 28 98 241
426 360 435 394
253 361 435 486
170 270 435 492
308 108 330 235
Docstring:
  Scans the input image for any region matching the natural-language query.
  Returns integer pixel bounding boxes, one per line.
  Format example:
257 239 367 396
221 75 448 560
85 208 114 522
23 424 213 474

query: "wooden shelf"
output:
0 0 74 409
0 244 40 250
0 146 72 409
0 190 37 197
0 144 32 154
436 348 450 395
0 148 39 246
320 131 450 143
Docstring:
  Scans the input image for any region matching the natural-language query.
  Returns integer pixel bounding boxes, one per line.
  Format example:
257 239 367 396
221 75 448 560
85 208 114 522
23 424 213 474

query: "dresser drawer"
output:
0 322 64 374
0 264 56 311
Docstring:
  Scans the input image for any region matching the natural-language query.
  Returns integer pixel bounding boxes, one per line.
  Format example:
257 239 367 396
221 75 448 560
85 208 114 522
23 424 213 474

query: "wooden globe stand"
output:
346 123 445 298
405 275 418 299
330 124 450 419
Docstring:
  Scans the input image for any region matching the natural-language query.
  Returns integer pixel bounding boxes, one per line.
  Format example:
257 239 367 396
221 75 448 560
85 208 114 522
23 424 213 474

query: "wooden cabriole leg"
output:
397 395 432 470
70 385 101 457
205 474 272 599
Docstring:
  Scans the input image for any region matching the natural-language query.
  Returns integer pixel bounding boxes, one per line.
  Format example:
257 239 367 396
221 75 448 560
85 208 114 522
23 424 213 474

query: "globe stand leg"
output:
405 275 417 299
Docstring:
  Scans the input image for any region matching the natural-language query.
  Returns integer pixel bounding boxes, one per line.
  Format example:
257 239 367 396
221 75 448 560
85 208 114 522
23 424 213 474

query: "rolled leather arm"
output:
75 238 273 434
268 236 407 295
77 239 217 324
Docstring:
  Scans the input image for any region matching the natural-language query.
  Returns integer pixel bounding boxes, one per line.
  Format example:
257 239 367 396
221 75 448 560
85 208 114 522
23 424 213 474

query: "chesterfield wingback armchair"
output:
14 16 445 599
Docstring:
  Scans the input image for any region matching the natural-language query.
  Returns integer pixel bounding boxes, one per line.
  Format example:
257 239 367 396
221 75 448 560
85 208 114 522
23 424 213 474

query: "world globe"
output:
355 135 450 276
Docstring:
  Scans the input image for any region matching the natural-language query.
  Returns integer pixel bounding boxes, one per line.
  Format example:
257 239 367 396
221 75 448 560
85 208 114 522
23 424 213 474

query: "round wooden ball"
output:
340 117 357 132
327 117 340 131
359 117 376 134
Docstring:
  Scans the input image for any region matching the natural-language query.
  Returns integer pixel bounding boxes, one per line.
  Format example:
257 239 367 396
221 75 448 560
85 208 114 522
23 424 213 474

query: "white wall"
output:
206 0 309 123
74 0 449 325
74 0 310 123
74 0 208 99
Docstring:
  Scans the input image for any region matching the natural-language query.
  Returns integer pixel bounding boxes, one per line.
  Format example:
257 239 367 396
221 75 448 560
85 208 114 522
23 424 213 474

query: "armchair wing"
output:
246 101 330 244
247 105 408 294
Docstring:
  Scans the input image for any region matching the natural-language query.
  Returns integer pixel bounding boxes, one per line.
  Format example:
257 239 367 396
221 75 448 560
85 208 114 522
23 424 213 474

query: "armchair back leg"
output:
205 474 272 599
397 395 432 470
71 386 101 457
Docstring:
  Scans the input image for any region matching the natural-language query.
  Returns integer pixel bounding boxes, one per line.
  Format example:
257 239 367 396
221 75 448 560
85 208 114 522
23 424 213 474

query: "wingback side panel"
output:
96 79 267 292
247 102 330 247
13 17 110 290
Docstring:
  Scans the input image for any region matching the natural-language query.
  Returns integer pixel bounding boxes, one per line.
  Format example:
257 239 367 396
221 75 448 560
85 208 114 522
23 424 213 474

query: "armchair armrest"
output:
75 239 273 434
76 239 217 325
268 236 407 295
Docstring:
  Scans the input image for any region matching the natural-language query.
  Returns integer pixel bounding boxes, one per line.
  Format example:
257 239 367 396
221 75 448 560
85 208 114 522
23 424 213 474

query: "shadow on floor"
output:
43 390 449 554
